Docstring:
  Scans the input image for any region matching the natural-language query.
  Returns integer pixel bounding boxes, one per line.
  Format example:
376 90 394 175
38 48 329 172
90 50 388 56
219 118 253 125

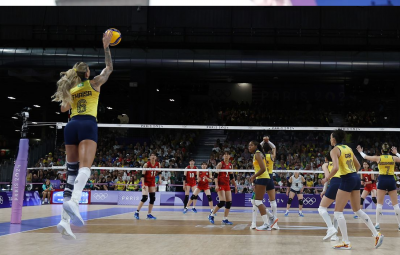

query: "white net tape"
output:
26 122 400 132
26 166 400 175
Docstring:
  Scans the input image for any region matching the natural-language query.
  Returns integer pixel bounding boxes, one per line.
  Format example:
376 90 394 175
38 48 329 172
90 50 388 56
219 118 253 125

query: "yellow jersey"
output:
253 150 270 179
336 145 357 176
265 154 274 174
327 161 341 179
70 79 99 118
116 181 125 191
378 155 395 175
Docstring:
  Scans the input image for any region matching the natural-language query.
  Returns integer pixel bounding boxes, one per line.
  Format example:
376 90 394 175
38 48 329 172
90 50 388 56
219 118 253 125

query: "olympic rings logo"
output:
93 193 108 200
303 197 317 206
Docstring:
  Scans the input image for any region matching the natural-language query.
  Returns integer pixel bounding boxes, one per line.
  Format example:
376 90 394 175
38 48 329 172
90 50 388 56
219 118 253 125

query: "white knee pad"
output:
251 199 256 206
334 211 344 220
270 200 277 207
79 167 91 178
255 200 263 207
318 206 327 216
377 204 383 211
393 204 400 213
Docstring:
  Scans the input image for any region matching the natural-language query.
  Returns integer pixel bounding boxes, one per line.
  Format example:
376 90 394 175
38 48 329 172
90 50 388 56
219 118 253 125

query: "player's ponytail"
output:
52 62 88 107
381 142 390 154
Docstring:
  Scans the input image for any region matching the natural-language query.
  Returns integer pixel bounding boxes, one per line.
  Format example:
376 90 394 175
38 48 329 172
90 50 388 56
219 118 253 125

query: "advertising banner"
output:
0 191 41 208
51 191 90 204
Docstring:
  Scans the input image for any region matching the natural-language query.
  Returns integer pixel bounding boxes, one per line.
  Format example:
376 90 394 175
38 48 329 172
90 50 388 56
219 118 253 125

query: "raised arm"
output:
357 145 380 162
90 31 113 90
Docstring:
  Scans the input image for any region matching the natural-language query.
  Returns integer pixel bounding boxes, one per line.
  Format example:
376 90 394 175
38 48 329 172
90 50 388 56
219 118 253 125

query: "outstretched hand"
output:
356 145 363 153
103 30 113 49
392 146 398 155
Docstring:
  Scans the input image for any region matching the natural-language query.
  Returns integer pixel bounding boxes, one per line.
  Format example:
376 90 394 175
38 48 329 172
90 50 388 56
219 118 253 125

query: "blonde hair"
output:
52 62 89 107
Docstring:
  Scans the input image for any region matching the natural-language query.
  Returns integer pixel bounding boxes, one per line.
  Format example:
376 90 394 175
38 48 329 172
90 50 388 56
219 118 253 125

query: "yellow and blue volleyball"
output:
106 28 121 46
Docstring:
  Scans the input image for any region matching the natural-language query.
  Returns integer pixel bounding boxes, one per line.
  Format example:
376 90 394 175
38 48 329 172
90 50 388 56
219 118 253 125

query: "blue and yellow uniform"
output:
64 79 99 145
265 153 275 191
377 155 396 191
253 150 272 188
324 162 341 200
335 144 361 192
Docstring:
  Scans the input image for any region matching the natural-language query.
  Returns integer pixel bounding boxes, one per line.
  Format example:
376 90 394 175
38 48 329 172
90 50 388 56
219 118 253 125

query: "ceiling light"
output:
107 107 113 110
32 122 37 124
12 117 18 119
169 99 175 102
8 97 15 99
122 114 126 116
156 89 160 92
50 126 54 129
15 130 20 132
55 112 60 114
238 83 250 87
33 105 41 108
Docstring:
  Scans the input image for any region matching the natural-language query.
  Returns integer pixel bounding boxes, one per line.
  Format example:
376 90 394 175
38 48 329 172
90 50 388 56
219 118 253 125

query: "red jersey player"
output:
185 162 214 214
134 153 162 220
360 161 377 207
183 159 198 213
208 151 237 225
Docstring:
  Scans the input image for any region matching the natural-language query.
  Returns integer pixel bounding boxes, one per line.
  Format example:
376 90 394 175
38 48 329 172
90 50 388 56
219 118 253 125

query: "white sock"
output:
261 214 269 225
251 204 257 224
334 211 349 243
393 204 400 225
376 204 383 225
45 198 48 202
318 206 333 228
355 209 378 236
61 208 70 223
270 200 278 219
71 167 91 202
299 210 302 214
223 217 227 220
333 217 338 229
286 210 289 213
266 209 273 218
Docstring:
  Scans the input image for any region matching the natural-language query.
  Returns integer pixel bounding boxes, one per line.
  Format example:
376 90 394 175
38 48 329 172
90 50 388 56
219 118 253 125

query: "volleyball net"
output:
23 122 400 187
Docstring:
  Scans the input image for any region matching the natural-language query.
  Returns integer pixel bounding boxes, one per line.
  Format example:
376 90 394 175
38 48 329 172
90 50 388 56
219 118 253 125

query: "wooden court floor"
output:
0 205 399 255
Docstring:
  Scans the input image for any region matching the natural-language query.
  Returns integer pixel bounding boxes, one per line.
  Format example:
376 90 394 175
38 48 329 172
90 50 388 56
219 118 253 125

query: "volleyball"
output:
106 28 121 46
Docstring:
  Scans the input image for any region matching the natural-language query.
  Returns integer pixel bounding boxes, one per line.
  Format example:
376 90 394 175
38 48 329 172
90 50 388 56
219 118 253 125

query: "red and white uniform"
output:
144 161 160 187
218 161 232 191
185 166 197 187
362 169 377 193
198 171 211 190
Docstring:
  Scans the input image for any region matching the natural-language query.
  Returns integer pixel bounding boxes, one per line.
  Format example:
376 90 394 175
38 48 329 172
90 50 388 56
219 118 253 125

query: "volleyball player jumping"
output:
53 31 113 239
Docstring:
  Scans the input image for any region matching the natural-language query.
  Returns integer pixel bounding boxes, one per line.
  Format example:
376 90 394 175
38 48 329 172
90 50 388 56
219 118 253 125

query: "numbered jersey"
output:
336 145 356 176
362 169 374 182
144 161 160 186
291 175 303 191
186 166 197 186
218 161 232 187
378 155 395 175
198 171 211 190
70 79 100 118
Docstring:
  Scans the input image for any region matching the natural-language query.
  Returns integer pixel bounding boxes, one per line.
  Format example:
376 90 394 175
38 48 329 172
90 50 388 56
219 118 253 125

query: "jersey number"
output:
77 99 87 113
203 177 206 182
346 159 355 172
385 166 390 175
151 171 156 177
365 177 369 182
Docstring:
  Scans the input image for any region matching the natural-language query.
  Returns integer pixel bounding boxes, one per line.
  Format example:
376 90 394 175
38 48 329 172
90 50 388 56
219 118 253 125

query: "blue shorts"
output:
324 177 341 200
339 172 361 192
377 175 397 192
64 115 98 145
266 178 275 191
255 178 270 187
